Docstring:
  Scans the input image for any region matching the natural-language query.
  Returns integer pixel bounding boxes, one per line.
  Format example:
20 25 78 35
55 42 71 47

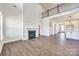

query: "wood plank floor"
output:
1 33 79 56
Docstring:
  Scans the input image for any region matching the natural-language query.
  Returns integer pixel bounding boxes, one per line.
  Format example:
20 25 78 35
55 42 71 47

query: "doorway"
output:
59 24 65 33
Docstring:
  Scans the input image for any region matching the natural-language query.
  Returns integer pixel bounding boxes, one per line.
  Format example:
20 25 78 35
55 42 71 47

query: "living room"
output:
0 3 79 56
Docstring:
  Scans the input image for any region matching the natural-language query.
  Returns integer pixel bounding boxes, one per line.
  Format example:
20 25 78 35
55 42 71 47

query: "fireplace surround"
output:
23 27 39 40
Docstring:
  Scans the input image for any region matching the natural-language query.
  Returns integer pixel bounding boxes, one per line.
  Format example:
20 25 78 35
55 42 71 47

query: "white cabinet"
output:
65 31 79 40
65 19 79 40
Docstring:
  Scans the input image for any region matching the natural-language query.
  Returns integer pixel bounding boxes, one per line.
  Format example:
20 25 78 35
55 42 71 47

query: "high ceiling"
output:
0 3 23 10
40 3 63 10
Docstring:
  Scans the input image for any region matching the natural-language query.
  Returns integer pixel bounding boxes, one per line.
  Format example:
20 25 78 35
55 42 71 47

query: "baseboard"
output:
3 37 22 44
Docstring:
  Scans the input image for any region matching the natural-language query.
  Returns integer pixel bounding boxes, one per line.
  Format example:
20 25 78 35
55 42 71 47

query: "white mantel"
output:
23 27 39 40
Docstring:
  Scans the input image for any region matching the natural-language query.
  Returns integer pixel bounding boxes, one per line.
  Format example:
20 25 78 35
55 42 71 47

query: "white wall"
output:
40 19 60 36
0 3 45 41
40 19 50 36
0 12 3 40
49 20 53 35
0 12 1 40
55 23 60 34
49 21 62 35
0 4 3 40
51 21 56 35
23 3 44 39
2 4 22 40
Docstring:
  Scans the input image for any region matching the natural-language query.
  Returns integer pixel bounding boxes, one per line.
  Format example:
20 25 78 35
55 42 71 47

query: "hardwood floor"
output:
1 33 79 56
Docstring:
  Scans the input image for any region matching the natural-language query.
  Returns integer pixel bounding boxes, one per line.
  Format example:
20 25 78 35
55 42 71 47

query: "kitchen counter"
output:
65 31 79 40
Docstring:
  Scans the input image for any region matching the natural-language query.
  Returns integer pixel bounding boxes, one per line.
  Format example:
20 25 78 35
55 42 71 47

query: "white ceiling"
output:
40 3 63 10
0 3 23 16
0 3 23 11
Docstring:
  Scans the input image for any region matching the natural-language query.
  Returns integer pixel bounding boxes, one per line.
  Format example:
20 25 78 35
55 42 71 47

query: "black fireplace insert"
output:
28 30 36 39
